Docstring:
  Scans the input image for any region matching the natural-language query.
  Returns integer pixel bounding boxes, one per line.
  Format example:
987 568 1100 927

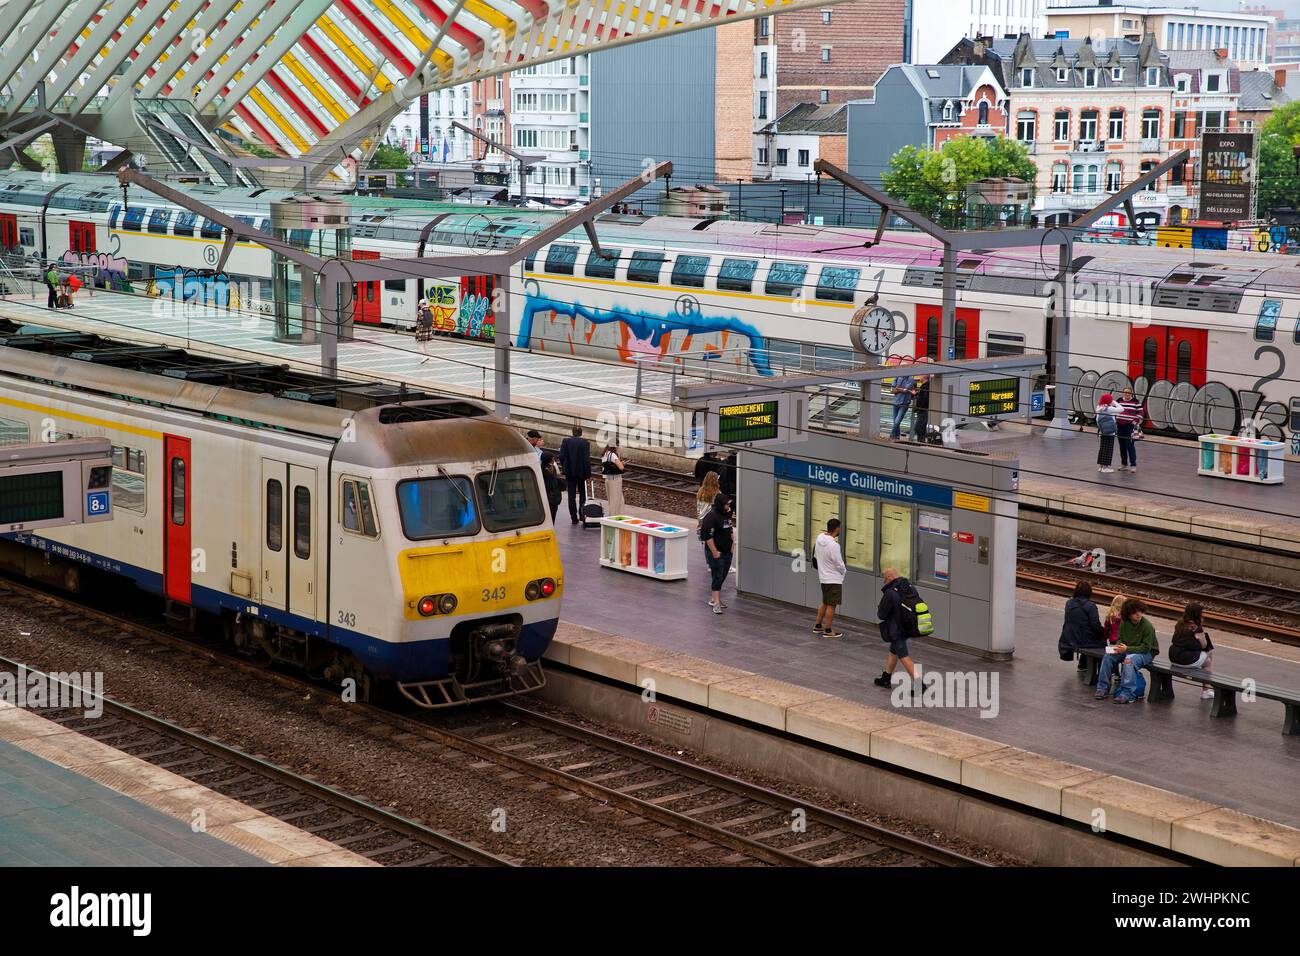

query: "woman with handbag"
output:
1116 386 1145 473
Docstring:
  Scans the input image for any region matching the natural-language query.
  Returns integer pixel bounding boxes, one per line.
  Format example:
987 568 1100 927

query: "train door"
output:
163 436 191 604
915 305 981 360
352 249 380 325
288 465 316 620
0 213 16 250
261 460 287 611
1127 325 1208 386
69 220 96 255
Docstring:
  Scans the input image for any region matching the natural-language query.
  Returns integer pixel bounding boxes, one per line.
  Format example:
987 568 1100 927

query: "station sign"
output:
774 456 954 509
704 393 805 449
966 376 1021 417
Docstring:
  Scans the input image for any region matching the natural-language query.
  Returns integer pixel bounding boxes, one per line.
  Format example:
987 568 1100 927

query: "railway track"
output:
1017 539 1300 645
0 577 988 867
0 652 512 867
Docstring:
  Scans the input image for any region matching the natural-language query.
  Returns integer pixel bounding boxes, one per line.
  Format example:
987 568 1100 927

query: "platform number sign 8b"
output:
86 491 110 516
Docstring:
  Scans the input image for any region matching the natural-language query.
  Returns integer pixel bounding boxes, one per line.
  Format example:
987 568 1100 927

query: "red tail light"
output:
540 578 556 597
418 596 437 616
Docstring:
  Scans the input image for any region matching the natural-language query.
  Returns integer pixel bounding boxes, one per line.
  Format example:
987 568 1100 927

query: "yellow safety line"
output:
282 51 349 124
247 87 310 152
0 396 163 440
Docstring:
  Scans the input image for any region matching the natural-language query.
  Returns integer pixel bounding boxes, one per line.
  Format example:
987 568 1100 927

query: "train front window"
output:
475 467 545 532
397 477 479 539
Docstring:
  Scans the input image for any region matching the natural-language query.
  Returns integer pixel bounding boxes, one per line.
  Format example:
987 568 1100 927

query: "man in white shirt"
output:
813 518 848 639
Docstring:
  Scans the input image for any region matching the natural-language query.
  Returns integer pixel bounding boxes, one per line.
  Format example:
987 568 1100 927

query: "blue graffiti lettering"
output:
518 294 774 376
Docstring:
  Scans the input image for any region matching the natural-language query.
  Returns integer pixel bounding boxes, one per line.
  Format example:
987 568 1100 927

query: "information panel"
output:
810 490 840 542
775 482 806 554
717 401 779 444
843 496 874 571
967 376 1021 417
0 471 64 525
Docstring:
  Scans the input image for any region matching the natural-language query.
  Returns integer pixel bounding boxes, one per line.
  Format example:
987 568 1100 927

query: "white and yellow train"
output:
0 322 562 707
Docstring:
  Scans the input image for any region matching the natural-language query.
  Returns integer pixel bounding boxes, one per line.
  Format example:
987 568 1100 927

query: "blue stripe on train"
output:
1 532 559 682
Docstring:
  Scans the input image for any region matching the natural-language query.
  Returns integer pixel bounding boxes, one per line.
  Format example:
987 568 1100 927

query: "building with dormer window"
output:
844 63 1009 183
941 33 1174 225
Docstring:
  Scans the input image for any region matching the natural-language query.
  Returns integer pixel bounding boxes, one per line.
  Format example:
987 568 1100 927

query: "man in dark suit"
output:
558 426 592 524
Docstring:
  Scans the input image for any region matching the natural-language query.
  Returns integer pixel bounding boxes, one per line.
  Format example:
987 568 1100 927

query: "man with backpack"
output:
874 567 921 688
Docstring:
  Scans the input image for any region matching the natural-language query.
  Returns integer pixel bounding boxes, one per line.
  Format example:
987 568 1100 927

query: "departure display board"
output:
967 377 1021 417
0 471 64 525
717 400 779 444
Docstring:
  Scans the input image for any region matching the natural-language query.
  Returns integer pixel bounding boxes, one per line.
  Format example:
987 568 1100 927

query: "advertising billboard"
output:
1199 131 1255 223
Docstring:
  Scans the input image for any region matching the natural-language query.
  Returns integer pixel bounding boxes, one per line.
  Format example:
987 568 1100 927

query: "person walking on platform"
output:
1169 602 1215 700
1095 598 1158 703
695 471 721 525
813 518 847 639
873 568 919 687
600 443 627 516
415 298 434 342
558 426 591 525
44 263 59 310
1095 393 1123 474
911 374 932 443
528 431 564 524
699 494 734 614
890 373 917 440
1115 386 1144 473
1059 581 1104 669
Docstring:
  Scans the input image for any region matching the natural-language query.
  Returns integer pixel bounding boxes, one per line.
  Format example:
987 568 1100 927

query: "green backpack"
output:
900 586 935 637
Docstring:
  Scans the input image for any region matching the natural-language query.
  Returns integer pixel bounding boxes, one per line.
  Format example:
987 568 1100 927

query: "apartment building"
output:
1045 1 1272 70
911 0 1047 64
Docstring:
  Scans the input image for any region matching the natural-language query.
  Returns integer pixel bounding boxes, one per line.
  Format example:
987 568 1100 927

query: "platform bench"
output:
1072 647 1300 734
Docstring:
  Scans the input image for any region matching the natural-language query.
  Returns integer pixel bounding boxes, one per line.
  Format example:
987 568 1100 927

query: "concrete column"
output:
1045 241 1076 440
494 273 511 420
51 127 87 174
938 242 958 447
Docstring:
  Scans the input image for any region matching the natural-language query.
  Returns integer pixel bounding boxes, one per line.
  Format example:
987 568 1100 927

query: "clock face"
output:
852 305 896 355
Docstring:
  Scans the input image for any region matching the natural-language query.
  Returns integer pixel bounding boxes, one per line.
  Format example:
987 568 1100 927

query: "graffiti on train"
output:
1078 224 1300 255
61 249 129 290
518 285 774 375
1069 358 1296 450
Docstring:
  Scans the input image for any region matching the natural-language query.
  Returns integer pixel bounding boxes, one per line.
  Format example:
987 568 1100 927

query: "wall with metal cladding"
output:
588 29 718 189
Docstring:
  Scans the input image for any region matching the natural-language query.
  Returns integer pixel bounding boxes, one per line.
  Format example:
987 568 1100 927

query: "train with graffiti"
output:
2 169 1300 446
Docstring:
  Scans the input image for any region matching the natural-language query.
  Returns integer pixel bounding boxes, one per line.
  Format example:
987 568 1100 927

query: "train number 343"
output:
482 586 506 602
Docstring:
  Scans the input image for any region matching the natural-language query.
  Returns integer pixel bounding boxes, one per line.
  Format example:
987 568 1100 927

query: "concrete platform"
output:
959 422 1300 553
0 290 675 427
0 704 374 867
550 502 1300 864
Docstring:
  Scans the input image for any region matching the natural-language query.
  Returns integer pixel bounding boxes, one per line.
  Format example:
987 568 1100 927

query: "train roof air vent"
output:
378 400 489 424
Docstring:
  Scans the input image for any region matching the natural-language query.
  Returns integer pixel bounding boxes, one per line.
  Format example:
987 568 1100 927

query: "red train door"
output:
163 435 191 604
352 249 380 324
69 220 96 254
915 305 981 360
0 213 16 249
1127 325 1207 385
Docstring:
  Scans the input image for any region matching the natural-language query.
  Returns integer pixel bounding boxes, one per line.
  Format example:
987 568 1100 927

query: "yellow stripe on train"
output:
397 530 562 621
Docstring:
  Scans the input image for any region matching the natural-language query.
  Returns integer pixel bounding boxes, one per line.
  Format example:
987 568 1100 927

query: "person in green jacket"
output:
1094 598 1158 704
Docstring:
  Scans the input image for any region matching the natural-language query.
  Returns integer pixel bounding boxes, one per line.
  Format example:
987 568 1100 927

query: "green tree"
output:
370 143 411 169
1256 102 1300 217
881 136 1036 229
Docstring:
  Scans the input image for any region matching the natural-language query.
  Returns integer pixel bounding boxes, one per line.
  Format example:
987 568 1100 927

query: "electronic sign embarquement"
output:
717 401 780 444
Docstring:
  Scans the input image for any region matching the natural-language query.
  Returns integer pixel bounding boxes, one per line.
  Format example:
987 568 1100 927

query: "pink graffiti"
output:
61 249 127 286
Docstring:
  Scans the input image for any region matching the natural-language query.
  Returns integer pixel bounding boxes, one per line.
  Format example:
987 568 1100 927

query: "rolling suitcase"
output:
581 478 604 529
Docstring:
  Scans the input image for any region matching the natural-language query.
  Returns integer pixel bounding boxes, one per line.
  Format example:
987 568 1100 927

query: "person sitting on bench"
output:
1169 603 1215 701
1095 598 1159 704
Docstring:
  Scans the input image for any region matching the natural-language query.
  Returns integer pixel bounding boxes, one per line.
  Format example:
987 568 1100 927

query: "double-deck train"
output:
3 170 1300 444
0 321 561 707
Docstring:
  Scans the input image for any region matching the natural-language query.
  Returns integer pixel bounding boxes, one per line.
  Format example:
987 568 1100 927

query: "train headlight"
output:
438 593 458 615
418 596 437 617
525 581 540 601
